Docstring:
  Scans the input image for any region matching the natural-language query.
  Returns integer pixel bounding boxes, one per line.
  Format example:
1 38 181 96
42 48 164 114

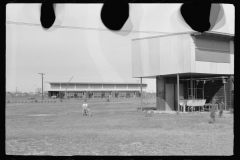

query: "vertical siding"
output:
183 34 191 72
132 40 141 77
159 36 171 75
140 39 150 77
170 35 184 74
217 63 231 74
149 38 160 76
195 61 211 73
193 36 232 74
132 34 233 77
210 62 217 73
132 34 192 76
190 36 196 72
230 41 234 74
195 49 230 63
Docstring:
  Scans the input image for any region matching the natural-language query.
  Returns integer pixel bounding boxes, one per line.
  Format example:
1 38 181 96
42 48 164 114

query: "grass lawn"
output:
6 98 233 155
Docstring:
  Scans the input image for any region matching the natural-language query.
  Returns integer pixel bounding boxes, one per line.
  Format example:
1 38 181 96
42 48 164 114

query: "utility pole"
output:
39 73 45 100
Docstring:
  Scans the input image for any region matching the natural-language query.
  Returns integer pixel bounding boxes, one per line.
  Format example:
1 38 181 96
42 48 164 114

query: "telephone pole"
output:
39 73 45 100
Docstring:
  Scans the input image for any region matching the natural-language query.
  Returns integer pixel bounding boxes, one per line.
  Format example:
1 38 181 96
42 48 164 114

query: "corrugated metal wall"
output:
132 34 192 77
132 34 234 77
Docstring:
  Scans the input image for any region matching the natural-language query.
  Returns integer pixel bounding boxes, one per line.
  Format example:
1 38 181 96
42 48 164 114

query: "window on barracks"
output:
77 92 84 96
119 92 126 96
93 92 101 96
105 92 110 96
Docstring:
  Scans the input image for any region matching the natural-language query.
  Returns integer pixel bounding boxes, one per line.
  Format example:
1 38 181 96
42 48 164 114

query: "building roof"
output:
132 31 234 41
46 82 147 85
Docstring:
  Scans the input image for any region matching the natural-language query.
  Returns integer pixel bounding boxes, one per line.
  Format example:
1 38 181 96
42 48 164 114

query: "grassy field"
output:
6 98 233 155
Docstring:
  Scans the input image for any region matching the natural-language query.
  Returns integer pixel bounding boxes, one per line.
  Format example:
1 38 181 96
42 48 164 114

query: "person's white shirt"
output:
82 102 88 109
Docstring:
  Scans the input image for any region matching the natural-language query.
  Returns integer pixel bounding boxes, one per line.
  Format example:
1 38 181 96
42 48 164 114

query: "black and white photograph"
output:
6 2 234 156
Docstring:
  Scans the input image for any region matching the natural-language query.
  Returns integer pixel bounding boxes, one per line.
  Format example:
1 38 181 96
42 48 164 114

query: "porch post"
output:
191 77 193 99
224 82 227 111
203 81 205 99
141 77 143 111
177 74 180 113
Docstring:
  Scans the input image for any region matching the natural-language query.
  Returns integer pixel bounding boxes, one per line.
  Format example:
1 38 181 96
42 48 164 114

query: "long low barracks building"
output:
46 82 147 99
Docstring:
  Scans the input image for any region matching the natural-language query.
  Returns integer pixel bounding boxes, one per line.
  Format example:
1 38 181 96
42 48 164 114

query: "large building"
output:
132 31 234 111
46 82 147 99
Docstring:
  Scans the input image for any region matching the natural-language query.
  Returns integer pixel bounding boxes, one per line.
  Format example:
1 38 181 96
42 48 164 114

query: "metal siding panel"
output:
210 62 217 73
217 63 231 74
212 39 219 50
195 61 211 73
230 41 234 74
203 37 213 49
149 38 160 76
183 34 191 72
190 36 196 72
160 36 171 75
219 39 230 51
195 49 211 61
195 49 230 63
195 37 206 48
140 39 150 77
132 41 141 77
170 35 184 74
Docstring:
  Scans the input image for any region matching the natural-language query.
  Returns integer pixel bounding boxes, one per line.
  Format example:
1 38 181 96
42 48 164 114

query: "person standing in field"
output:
82 99 92 116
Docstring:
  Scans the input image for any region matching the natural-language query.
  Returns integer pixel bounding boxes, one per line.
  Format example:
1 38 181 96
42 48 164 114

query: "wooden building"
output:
46 82 147 99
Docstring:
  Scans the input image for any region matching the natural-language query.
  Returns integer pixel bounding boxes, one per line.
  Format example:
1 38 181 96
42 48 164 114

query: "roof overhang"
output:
45 82 147 85
134 73 233 79
190 31 234 40
132 31 234 41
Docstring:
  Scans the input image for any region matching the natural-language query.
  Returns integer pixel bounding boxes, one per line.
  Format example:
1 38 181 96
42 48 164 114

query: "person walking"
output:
82 100 88 116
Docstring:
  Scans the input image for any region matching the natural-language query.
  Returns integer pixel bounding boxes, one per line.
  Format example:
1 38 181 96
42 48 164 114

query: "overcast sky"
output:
6 4 234 93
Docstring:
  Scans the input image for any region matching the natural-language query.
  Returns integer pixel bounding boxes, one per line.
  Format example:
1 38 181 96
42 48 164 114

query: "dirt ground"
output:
6 98 233 155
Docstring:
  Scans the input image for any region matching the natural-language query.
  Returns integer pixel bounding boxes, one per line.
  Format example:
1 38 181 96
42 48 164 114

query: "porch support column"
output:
191 77 193 99
203 81 205 99
141 77 143 111
177 74 180 113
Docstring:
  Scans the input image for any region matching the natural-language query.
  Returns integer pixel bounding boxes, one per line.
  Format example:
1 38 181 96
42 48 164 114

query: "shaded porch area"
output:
156 73 233 112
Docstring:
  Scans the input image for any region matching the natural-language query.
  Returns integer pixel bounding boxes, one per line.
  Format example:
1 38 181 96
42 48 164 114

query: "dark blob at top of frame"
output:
40 2 56 29
180 3 212 33
101 3 129 31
